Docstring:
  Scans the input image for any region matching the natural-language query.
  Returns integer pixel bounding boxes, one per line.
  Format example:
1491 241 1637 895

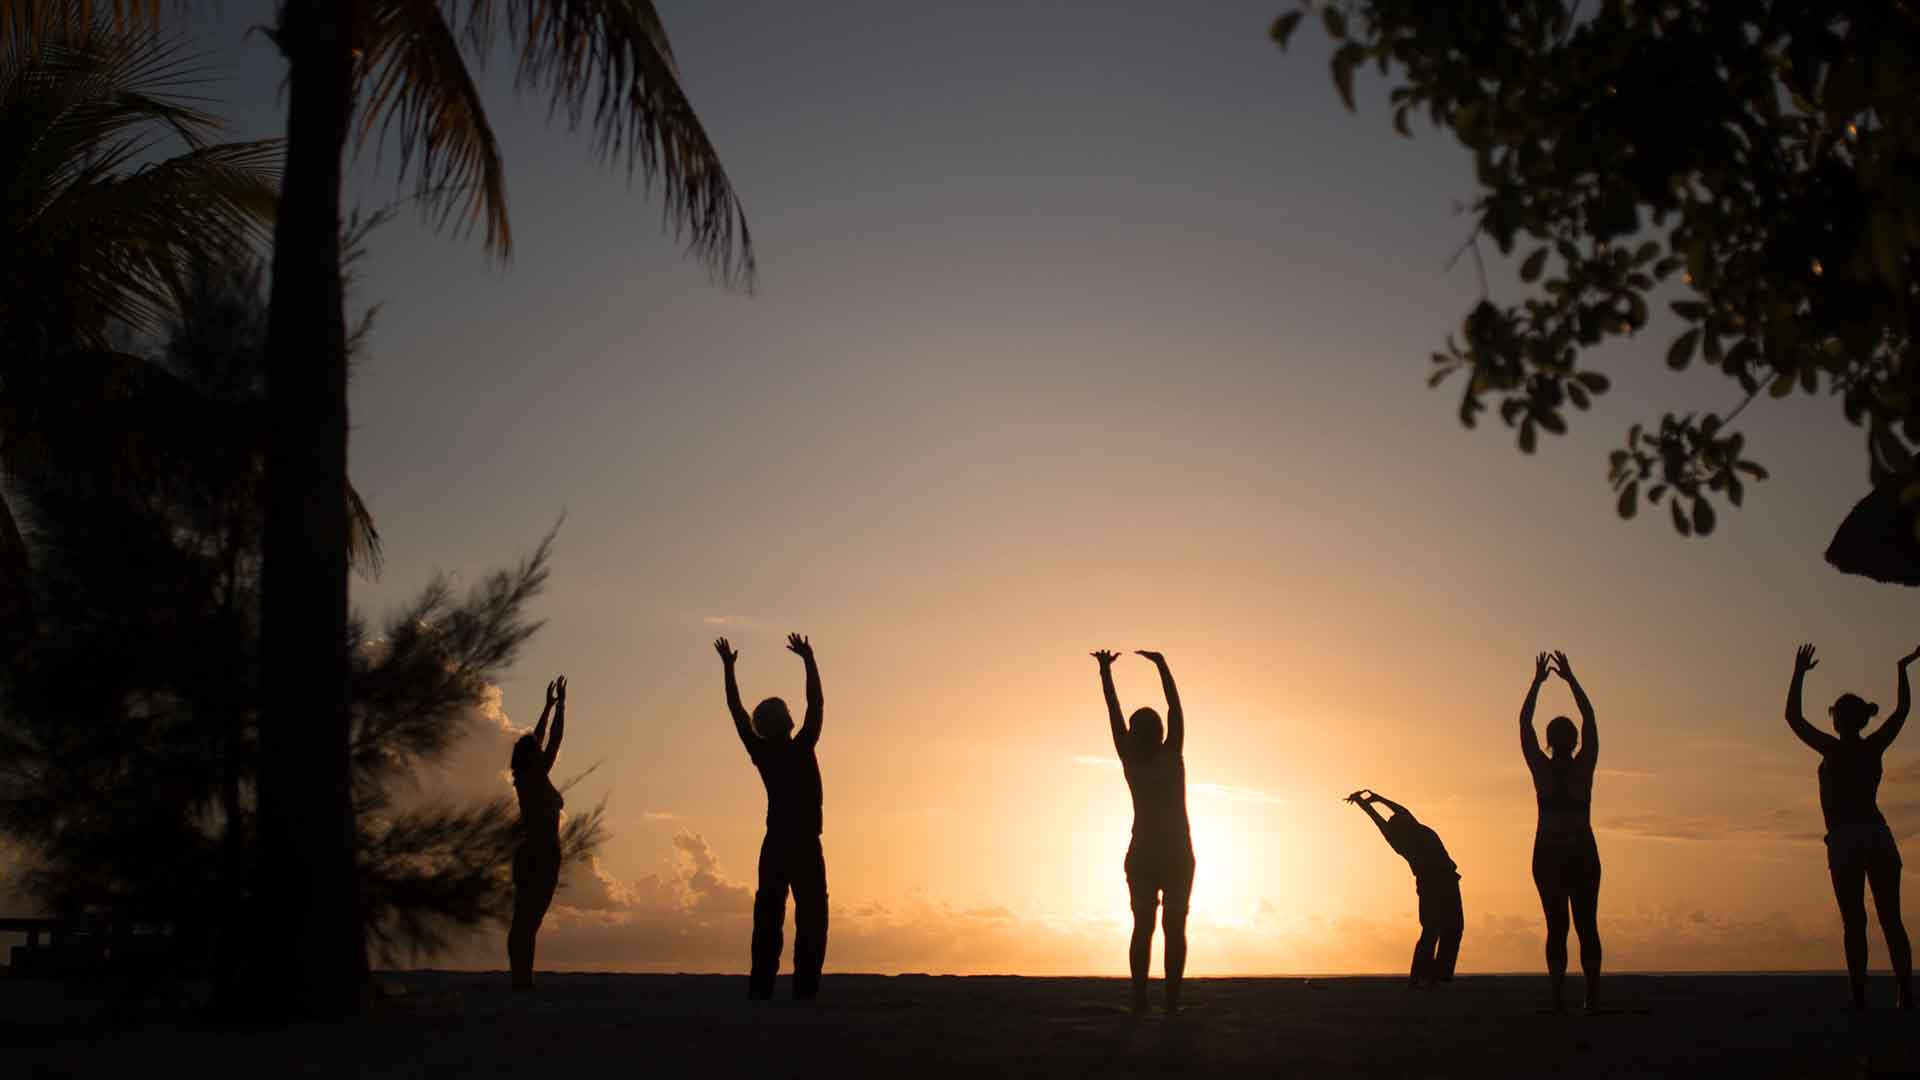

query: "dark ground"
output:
5 970 1918 1078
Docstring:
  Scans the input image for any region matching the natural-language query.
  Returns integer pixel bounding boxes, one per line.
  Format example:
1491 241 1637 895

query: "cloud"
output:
560 831 751 916
1597 806 1819 845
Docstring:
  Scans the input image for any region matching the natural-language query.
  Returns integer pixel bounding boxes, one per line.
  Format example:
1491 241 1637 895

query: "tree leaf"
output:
1671 498 1692 536
1576 371 1611 393
1332 44 1362 111
1693 497 1716 536
1518 420 1537 454
1617 482 1639 519
1520 247 1548 283
1666 329 1700 370
1270 10 1305 48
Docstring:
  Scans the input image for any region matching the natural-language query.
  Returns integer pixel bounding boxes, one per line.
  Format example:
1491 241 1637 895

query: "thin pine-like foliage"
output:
0 264 600 971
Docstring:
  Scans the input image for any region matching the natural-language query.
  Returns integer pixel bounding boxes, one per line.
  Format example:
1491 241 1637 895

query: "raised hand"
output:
786 633 813 660
1534 652 1551 683
714 637 738 665
552 675 568 705
1135 650 1166 666
1902 645 1920 669
1550 651 1574 682
1345 789 1374 805
1794 643 1819 674
1092 649 1120 668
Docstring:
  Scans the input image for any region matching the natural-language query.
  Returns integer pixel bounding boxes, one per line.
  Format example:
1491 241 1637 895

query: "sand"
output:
5 970 1917 1077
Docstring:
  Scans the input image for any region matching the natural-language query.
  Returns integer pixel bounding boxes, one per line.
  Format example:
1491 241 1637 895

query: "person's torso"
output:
1122 747 1191 850
1389 820 1458 880
516 775 564 846
754 741 824 836
1531 755 1594 840
1818 740 1885 829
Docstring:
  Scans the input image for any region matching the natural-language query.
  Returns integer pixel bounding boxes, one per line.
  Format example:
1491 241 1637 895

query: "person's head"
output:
1831 693 1879 736
1545 715 1578 756
1128 707 1164 753
752 697 794 742
510 734 540 780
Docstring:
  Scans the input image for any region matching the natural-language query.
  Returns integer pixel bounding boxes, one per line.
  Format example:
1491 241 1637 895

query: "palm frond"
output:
2 16 282 345
359 0 753 286
346 482 384 577
0 0 166 46
358 0 511 253
18 138 281 336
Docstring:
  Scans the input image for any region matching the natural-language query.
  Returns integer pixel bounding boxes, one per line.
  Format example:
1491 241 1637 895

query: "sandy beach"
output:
6 970 1918 1078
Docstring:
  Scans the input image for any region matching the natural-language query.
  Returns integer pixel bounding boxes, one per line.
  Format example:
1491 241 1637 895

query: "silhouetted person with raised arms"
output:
509 676 567 991
1095 648 1194 1014
1520 650 1601 1011
1786 642 1917 1010
716 634 827 1001
1345 790 1463 987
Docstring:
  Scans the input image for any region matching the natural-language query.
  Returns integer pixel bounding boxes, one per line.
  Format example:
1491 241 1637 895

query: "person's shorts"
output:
1825 823 1902 874
1125 846 1196 916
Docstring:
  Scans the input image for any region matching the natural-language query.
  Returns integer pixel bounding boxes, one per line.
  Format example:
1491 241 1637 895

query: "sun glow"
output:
1188 800 1262 927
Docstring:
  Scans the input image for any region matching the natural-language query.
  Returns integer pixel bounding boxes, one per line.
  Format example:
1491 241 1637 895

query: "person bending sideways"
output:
1786 642 1917 1010
508 676 568 991
1095 649 1194 1014
716 634 827 1001
1519 650 1602 1012
1345 790 1463 987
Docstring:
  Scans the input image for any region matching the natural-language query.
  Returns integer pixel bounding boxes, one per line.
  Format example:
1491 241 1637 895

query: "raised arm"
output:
1869 645 1920 751
1094 650 1125 757
1520 652 1549 767
715 638 755 753
541 676 567 771
531 679 556 748
788 634 823 748
1552 651 1596 764
1346 790 1392 838
1786 643 1837 753
1137 651 1182 755
1371 793 1412 820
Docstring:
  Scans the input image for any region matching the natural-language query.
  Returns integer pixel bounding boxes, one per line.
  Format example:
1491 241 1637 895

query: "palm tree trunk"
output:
253 0 367 1018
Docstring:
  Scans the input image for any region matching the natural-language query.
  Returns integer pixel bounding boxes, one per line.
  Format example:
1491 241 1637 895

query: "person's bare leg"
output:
1867 860 1913 1009
1163 902 1188 1012
1537 880 1569 1011
1129 884 1155 1013
1570 868 1603 1010
1831 862 1870 1008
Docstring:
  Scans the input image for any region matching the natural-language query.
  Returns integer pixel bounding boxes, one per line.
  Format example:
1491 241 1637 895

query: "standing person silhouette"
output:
1345 790 1463 987
716 634 827 1001
1095 649 1194 1014
1519 650 1601 1011
508 676 567 991
1786 642 1917 1010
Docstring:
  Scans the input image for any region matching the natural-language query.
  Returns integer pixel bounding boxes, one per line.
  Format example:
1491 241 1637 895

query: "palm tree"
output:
0 11 284 630
14 0 754 1018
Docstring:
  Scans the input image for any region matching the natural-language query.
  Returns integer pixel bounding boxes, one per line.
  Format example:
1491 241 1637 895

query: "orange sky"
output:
5 2 1914 978
308 1 1920 976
